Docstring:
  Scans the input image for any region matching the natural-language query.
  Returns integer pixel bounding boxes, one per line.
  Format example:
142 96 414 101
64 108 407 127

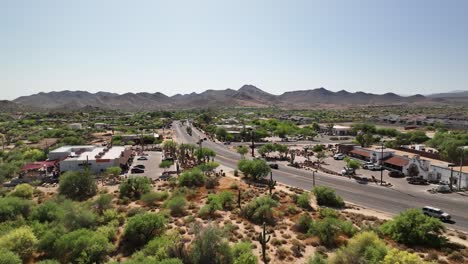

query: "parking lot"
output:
127 151 175 180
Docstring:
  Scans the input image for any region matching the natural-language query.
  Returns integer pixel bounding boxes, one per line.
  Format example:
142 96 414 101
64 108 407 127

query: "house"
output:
48 145 132 174
429 165 468 189
319 124 352 136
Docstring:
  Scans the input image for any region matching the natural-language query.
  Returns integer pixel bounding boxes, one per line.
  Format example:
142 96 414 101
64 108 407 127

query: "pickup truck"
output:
406 176 428 185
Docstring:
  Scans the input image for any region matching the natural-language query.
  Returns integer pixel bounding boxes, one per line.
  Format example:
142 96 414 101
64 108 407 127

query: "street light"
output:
312 169 317 187
448 163 455 192
457 146 467 191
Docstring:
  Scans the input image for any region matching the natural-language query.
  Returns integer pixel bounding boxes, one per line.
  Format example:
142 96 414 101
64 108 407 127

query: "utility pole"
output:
250 129 255 158
312 170 316 187
449 165 454 192
380 140 385 185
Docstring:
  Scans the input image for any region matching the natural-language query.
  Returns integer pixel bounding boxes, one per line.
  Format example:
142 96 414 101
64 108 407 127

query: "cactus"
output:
237 188 242 209
258 222 270 263
268 172 276 196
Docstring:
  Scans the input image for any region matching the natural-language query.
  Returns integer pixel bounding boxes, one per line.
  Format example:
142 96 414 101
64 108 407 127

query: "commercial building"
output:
48 145 132 174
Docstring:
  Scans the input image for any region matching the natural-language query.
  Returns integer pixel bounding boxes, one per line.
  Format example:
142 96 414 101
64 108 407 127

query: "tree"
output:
215 127 228 141
58 171 97 201
237 159 271 181
382 249 426 264
258 143 274 157
22 149 46 161
119 176 152 199
312 186 344 208
380 209 445 247
55 229 113 264
123 213 167 251
165 195 187 216
232 242 257 264
315 151 326 166
9 183 33 199
0 197 31 221
406 164 419 177
198 161 220 176
331 231 387 264
191 225 233 264
194 147 216 164
355 133 376 148
236 145 249 159
274 144 289 159
312 144 325 152
159 160 173 171
0 249 22 264
344 157 360 174
163 140 178 158
0 226 38 260
241 195 278 225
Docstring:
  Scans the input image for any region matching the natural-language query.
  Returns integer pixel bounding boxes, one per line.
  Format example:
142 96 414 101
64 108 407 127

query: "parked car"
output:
388 170 405 178
268 163 279 169
435 185 451 193
131 168 145 174
2 178 27 187
370 164 383 171
334 153 345 160
134 165 146 169
422 206 451 221
137 157 148 161
406 176 428 185
223 141 231 145
341 167 354 176
362 162 375 170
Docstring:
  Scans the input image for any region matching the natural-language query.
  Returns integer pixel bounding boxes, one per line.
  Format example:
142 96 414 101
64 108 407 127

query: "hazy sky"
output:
1 0 467 99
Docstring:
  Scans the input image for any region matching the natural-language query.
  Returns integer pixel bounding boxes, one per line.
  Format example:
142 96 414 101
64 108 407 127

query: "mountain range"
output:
3 85 466 112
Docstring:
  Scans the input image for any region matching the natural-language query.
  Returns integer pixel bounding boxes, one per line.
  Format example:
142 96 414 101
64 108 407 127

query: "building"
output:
429 165 468 189
48 145 132 174
319 124 352 136
348 146 393 163
68 123 83 130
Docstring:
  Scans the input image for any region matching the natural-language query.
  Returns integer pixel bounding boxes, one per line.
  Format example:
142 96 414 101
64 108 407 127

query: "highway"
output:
173 121 468 232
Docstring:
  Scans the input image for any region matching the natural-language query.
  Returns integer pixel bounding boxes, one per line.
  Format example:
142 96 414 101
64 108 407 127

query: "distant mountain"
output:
11 85 436 111
428 90 468 98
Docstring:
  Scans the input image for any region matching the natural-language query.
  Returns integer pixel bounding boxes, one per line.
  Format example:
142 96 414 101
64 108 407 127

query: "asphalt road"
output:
173 121 468 232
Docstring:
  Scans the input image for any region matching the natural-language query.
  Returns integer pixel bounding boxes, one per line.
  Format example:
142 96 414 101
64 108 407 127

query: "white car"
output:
422 206 451 221
362 162 374 170
334 153 345 160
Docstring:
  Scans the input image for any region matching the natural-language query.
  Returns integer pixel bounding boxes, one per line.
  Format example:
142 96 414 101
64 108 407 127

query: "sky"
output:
1 0 467 100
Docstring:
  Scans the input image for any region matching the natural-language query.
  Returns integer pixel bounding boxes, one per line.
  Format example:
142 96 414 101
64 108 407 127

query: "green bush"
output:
165 195 187 216
36 260 60 264
312 186 344 208
295 214 313 233
232 242 257 264
123 213 167 251
178 168 206 187
318 208 340 219
307 253 327 264
119 176 152 200
331 231 387 264
9 183 33 199
382 248 426 264
0 197 31 222
140 232 181 261
241 195 278 225
380 209 445 247
191 225 233 264
237 159 271 181
219 191 235 210
141 191 169 206
93 194 113 214
96 221 119 242
296 192 311 209
0 226 38 260
199 194 222 218
0 249 22 264
29 200 63 223
55 228 114 264
62 200 97 230
308 217 357 247
59 171 97 201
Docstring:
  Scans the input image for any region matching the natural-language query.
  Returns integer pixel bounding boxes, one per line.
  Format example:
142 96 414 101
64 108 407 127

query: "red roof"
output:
350 149 371 158
383 156 409 167
21 160 58 172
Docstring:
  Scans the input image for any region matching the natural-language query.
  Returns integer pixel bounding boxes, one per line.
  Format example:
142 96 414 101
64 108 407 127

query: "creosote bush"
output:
241 195 278 225
312 186 344 208
119 176 152 200
59 171 97 201
123 212 167 251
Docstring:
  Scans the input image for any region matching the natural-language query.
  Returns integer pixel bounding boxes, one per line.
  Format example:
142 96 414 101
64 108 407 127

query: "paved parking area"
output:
127 151 175 180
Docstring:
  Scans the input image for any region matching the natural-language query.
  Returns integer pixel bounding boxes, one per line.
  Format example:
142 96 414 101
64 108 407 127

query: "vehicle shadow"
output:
444 219 456 225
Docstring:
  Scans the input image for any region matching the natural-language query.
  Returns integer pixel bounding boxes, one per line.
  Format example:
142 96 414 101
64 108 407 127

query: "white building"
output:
68 123 83 130
48 145 131 173
429 165 468 189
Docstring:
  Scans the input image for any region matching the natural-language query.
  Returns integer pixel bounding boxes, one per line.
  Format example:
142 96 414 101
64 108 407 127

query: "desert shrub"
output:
96 221 119 242
36 260 60 264
199 194 222 218
0 249 22 264
205 177 219 189
380 209 445 247
234 169 239 177
309 217 357 247
165 195 187 216
119 176 151 200
102 208 125 225
307 253 327 264
219 191 235 210
0 226 38 260
312 186 344 208
318 208 339 219
296 192 311 209
123 212 167 251
241 195 278 225
59 171 97 201
231 242 257 264
191 225 233 264
178 168 206 187
37 225 67 256
29 200 63 223
140 232 181 261
331 231 387 264
94 194 113 213
447 251 464 262
382 248 427 264
295 214 313 233
0 197 31 221
237 159 271 181
55 228 114 264
276 246 290 260
62 200 97 230
9 183 33 199
141 191 169 206
291 239 305 257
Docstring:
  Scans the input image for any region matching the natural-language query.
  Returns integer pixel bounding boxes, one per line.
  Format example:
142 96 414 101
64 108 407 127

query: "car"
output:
435 185 451 193
134 164 146 169
223 141 231 145
268 163 279 169
370 164 383 171
131 168 145 174
341 167 354 176
422 206 451 221
388 170 405 178
362 162 375 170
333 153 345 160
406 176 428 185
137 157 148 161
